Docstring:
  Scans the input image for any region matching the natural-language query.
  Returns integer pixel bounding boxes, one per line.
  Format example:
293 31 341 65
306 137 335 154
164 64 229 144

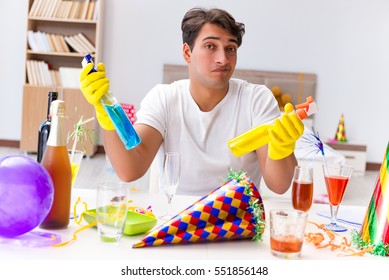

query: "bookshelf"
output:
20 0 104 157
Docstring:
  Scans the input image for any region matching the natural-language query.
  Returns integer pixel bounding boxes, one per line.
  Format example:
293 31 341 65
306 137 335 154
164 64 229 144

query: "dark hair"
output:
181 7 245 50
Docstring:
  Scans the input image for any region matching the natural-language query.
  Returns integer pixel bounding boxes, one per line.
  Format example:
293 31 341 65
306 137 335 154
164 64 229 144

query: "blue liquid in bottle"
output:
82 54 141 150
104 103 141 149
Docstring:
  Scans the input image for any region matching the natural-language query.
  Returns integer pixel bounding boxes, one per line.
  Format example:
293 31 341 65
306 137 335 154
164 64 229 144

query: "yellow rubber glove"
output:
79 62 115 130
268 103 304 160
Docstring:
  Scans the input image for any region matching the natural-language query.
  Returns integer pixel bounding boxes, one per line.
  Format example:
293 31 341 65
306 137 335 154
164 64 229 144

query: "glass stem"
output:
330 204 339 225
166 194 173 216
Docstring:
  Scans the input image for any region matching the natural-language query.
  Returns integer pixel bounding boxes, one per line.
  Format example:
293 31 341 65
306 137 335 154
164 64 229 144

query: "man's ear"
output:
182 43 191 63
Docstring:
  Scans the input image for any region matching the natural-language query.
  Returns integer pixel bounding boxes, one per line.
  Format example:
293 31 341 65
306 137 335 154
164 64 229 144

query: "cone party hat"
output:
133 170 265 248
353 142 389 256
334 114 347 142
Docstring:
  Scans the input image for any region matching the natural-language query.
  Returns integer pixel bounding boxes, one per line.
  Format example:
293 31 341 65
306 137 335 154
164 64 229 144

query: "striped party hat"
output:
353 142 389 256
133 170 265 248
334 114 347 142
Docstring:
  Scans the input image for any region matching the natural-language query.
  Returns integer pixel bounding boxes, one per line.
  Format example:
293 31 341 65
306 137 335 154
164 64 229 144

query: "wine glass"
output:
160 152 180 221
292 166 314 212
322 164 353 232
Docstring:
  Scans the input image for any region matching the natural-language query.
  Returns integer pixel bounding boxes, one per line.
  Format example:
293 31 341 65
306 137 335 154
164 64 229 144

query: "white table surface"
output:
0 188 381 261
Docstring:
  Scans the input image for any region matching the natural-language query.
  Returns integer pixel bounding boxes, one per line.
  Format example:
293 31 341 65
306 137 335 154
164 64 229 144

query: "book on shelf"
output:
85 0 96 20
80 0 90 20
28 0 38 17
66 0 85 19
63 33 95 54
68 1 78 18
27 60 63 86
63 0 73 19
28 30 74 53
29 60 44 86
29 0 45 17
30 0 98 20
45 33 56 52
52 0 63 18
31 60 40 85
74 33 95 53
27 30 39 51
64 35 85 53
27 30 49 52
93 0 99 20
38 31 51 52
39 0 51 17
26 60 36 85
58 35 71 52
42 0 54 18
46 0 60 18
50 34 63 52
42 61 53 86
51 70 62 87
54 1 64 18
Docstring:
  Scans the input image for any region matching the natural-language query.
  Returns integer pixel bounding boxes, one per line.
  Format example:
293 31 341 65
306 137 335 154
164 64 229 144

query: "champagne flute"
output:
292 166 314 212
322 164 353 232
160 152 180 221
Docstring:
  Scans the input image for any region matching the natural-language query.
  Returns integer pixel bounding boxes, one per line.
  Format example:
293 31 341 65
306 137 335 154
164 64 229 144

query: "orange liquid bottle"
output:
40 100 72 229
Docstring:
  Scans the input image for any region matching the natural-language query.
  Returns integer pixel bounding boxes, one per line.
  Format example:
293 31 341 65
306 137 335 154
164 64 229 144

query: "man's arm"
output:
79 62 163 182
257 145 297 194
102 123 163 182
256 103 304 194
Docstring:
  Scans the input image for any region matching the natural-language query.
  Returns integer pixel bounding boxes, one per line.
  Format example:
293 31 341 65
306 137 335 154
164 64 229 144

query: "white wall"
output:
0 0 28 142
1 0 388 163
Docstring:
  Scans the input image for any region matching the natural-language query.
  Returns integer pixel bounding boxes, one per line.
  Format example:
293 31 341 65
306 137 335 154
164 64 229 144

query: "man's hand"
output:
80 62 114 130
268 103 304 160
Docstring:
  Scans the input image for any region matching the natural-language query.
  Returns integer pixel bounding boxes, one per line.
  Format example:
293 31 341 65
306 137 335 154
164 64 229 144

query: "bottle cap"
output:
49 91 58 98
82 54 96 73
50 100 66 117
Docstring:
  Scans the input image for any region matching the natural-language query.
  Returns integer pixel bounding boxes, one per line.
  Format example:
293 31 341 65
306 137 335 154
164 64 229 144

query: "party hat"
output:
353 142 389 256
334 114 347 142
133 170 265 248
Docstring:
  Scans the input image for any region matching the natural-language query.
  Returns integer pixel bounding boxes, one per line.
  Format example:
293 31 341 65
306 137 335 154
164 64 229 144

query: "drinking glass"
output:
96 182 128 242
292 166 313 212
270 209 308 258
322 164 353 232
160 152 180 221
68 149 84 187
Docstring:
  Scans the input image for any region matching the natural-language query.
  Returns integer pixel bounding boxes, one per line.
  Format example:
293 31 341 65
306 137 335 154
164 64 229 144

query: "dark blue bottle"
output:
37 91 58 162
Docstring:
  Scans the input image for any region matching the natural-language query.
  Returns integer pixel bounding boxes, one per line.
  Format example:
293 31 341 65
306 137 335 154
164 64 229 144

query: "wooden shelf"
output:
20 0 104 157
26 50 94 57
28 17 98 24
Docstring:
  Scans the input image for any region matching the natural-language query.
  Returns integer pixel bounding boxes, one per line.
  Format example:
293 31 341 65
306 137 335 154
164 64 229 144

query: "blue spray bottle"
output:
82 54 141 150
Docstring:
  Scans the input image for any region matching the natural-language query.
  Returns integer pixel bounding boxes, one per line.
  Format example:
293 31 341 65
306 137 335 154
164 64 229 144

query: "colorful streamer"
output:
354 142 389 256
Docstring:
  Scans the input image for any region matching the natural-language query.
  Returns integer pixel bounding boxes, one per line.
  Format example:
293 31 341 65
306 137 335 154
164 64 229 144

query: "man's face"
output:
184 23 238 89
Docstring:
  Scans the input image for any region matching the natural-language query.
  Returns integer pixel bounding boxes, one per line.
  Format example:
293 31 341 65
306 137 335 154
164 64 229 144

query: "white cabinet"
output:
326 142 367 176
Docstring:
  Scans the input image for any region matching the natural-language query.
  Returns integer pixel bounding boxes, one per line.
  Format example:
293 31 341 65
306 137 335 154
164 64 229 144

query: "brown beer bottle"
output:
40 100 72 229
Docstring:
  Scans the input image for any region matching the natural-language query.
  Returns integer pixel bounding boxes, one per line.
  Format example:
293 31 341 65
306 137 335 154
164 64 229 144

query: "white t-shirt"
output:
136 78 280 196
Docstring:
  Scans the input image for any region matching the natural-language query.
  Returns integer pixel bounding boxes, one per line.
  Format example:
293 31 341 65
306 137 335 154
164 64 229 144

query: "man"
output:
80 7 304 196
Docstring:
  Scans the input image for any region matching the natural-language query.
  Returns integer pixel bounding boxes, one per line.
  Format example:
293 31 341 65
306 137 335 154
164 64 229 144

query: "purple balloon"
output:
0 155 54 238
